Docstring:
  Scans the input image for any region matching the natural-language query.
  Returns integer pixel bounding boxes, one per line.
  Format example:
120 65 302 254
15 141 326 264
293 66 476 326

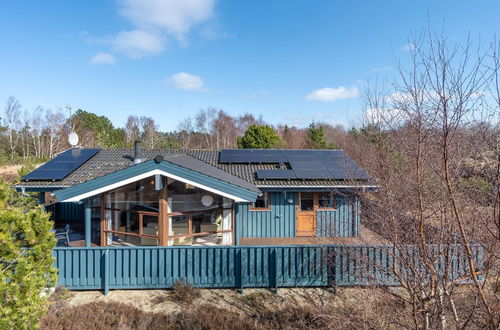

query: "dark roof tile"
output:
16 149 376 189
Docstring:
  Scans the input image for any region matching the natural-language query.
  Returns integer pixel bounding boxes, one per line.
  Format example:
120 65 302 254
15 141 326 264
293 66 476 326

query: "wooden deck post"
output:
100 195 106 246
158 176 168 246
84 200 91 247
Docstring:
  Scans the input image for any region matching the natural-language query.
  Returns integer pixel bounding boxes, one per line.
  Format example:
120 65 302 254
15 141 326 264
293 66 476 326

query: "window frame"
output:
316 191 337 210
249 192 271 211
298 192 315 211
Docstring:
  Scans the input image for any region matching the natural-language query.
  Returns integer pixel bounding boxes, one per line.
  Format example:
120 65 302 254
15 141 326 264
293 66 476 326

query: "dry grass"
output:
40 287 412 330
0 164 22 182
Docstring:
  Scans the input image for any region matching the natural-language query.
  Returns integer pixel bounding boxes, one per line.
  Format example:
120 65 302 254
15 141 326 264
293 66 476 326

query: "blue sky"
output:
1 0 499 131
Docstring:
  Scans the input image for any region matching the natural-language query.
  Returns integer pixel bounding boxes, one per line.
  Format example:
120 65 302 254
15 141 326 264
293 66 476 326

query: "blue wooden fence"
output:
53 244 482 294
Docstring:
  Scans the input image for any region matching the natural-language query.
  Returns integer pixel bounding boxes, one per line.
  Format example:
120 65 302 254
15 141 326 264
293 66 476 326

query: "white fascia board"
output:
256 185 380 189
60 169 249 203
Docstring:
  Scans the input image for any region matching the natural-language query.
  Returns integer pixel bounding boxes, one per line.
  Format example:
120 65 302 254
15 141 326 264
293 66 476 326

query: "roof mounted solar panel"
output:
292 169 333 179
23 148 100 181
283 150 315 162
219 150 254 163
317 151 372 180
252 150 286 163
256 169 296 179
289 160 322 170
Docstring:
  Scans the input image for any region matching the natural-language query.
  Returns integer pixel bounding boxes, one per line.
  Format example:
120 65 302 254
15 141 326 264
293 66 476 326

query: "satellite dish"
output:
68 132 79 147
201 194 214 207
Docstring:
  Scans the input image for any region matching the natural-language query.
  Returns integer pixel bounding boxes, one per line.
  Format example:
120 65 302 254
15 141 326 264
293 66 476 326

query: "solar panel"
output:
292 169 333 179
219 150 253 163
23 148 100 181
252 150 286 163
256 169 296 179
317 151 372 180
220 149 371 181
289 161 321 170
283 150 315 162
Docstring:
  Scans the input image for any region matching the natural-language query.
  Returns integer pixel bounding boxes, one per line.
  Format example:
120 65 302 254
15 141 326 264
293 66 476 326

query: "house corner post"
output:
38 192 45 205
84 200 91 247
158 176 168 246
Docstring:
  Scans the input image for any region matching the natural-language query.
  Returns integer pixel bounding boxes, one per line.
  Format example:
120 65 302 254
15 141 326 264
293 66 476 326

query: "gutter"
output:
256 185 380 189
14 185 68 192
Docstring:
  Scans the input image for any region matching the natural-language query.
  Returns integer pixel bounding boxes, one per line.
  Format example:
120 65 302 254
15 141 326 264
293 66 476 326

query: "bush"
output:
0 179 37 210
170 279 201 305
40 300 330 330
0 207 57 329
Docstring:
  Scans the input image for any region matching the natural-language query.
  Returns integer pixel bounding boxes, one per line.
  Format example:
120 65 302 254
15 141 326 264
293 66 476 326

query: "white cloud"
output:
119 0 215 39
167 72 204 91
111 30 165 58
90 52 116 64
305 86 360 102
365 107 407 124
94 0 216 59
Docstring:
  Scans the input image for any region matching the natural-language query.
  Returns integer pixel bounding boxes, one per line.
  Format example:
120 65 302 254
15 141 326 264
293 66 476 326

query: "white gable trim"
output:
60 169 249 203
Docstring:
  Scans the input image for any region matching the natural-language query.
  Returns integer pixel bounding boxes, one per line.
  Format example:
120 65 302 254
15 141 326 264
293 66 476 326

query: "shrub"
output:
0 206 57 329
170 279 201 305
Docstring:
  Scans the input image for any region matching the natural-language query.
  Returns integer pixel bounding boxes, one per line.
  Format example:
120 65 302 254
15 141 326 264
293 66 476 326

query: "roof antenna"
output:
66 105 79 148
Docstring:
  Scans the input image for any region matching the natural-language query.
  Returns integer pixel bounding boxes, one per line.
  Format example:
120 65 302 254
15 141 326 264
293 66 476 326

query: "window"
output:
250 193 270 210
299 192 314 211
103 176 160 246
318 192 336 209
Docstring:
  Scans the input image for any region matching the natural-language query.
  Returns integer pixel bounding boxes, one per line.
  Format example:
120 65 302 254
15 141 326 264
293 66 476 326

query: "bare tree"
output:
20 109 31 158
177 117 194 149
29 106 44 158
3 97 21 159
361 30 499 329
140 116 158 149
125 115 141 145
213 110 238 148
45 109 67 158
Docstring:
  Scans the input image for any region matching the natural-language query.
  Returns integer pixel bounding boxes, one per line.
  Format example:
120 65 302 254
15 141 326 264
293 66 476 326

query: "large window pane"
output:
318 192 335 209
167 180 222 212
104 175 160 246
300 192 314 211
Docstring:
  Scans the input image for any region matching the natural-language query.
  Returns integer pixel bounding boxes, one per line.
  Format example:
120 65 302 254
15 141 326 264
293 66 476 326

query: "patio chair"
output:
55 224 70 247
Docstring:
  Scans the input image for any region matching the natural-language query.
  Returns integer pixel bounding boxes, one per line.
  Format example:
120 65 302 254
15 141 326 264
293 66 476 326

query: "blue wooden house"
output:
14 143 481 292
15 143 378 248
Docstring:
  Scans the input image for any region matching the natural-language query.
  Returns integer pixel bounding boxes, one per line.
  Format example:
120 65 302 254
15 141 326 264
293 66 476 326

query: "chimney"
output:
133 141 142 164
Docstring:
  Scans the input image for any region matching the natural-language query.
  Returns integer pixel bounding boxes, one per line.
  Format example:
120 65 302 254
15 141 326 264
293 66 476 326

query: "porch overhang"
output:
55 158 260 203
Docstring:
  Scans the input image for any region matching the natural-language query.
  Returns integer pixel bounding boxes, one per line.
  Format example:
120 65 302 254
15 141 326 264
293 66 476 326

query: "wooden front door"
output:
296 192 316 236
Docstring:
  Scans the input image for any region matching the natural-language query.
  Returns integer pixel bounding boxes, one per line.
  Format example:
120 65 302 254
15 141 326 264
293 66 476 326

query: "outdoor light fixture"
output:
283 191 293 204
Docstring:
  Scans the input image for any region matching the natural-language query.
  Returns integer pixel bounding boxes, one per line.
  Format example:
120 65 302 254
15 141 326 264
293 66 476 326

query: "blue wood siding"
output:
45 202 84 221
236 192 296 238
316 195 360 237
53 244 483 293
